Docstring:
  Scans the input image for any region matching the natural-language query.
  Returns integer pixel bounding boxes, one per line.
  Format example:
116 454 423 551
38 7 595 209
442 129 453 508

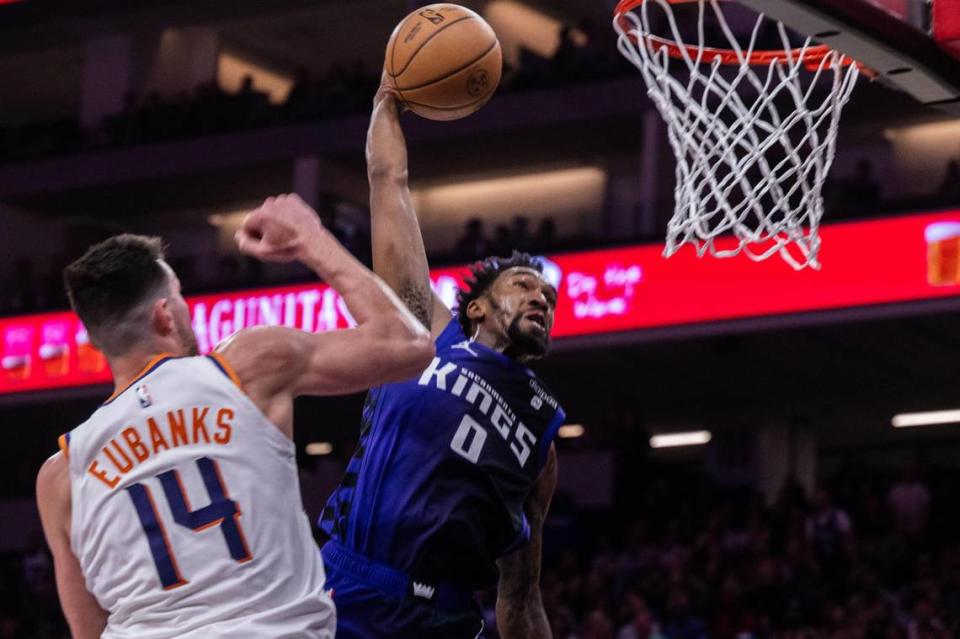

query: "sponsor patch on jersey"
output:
528 378 558 411
135 383 153 408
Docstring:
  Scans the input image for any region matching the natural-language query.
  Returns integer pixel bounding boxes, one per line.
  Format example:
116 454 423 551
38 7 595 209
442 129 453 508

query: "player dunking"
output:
35 195 433 639
319 82 565 638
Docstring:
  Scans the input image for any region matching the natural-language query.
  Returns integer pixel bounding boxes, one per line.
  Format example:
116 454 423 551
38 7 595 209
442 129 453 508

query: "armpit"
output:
399 282 432 329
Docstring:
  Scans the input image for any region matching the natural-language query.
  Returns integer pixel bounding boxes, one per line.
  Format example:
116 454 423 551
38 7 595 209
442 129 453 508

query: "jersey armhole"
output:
539 408 565 465
57 432 70 460
435 317 466 352
207 352 245 391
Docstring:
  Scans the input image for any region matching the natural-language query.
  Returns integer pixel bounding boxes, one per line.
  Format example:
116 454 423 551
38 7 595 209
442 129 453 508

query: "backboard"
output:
738 0 960 112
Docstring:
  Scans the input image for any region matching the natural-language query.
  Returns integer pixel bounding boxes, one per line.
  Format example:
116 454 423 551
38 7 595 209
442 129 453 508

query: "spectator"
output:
552 22 591 78
103 90 142 145
906 596 949 639
536 217 558 252
192 80 228 135
9 258 37 313
661 590 707 639
580 608 615 639
21 533 54 598
228 75 270 129
490 223 513 257
0 614 21 639
454 217 491 260
843 159 882 210
617 609 664 639
286 66 318 122
6 425 960 637
938 160 960 203
511 215 534 252
805 487 856 596
888 464 931 538
806 488 855 560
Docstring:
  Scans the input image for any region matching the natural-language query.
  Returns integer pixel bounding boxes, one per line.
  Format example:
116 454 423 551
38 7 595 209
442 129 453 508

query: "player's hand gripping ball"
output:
385 3 502 121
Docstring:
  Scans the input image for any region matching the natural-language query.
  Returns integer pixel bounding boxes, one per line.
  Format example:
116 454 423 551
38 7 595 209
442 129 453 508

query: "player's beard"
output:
173 308 199 356
505 313 550 359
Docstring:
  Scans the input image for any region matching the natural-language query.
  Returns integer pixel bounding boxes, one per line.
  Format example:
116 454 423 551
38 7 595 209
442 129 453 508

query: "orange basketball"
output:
385 4 502 121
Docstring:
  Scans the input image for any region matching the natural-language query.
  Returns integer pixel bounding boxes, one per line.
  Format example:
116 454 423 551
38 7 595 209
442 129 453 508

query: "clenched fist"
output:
235 194 325 263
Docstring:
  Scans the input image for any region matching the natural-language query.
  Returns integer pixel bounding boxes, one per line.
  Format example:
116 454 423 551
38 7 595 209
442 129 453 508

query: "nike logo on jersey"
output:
451 341 479 357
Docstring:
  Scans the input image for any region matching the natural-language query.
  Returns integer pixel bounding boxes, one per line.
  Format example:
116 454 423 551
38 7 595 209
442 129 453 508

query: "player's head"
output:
457 251 557 362
64 234 198 359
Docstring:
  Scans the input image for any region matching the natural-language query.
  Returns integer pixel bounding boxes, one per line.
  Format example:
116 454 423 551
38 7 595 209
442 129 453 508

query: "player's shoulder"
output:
525 368 559 398
524 367 563 414
36 450 69 499
435 315 467 351
64 405 108 451
214 325 304 385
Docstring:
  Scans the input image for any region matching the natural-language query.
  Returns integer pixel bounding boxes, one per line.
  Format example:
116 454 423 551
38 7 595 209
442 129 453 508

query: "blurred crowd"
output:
2 456 958 638
0 200 374 317
452 214 581 262
477 459 960 639
824 158 960 220
3 16 960 319
4 149 960 318
0 21 627 164
0 211 567 317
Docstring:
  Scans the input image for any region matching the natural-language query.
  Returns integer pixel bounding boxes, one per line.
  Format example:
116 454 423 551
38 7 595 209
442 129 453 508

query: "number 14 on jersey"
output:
126 457 253 589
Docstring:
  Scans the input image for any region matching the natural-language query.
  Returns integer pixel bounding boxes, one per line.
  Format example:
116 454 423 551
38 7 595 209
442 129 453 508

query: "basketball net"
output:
614 0 861 269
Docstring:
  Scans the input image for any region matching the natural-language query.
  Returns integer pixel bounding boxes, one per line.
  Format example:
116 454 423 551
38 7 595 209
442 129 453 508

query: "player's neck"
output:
108 345 181 393
473 329 536 363
473 328 510 355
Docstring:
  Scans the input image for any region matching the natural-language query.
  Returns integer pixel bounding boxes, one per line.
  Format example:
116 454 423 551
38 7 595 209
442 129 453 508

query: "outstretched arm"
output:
496 445 558 639
367 81 451 337
220 194 434 437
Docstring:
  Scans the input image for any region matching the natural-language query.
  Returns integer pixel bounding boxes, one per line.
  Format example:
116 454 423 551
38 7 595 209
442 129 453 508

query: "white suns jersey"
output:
60 354 334 639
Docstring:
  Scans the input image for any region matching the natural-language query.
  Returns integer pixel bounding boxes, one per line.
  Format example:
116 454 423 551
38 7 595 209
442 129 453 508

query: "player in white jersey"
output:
35 194 434 639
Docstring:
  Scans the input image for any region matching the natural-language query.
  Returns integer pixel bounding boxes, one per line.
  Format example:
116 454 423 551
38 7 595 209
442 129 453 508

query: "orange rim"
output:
614 0 858 70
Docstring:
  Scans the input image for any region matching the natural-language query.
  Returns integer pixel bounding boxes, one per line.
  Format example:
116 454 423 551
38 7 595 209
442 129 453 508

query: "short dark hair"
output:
456 251 543 336
64 234 169 355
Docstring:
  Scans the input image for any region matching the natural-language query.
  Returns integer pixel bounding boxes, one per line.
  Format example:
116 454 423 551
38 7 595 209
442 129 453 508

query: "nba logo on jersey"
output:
135 383 153 408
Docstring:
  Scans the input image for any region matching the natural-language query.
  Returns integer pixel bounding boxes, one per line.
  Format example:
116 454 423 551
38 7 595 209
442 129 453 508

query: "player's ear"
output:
151 297 175 337
466 298 487 326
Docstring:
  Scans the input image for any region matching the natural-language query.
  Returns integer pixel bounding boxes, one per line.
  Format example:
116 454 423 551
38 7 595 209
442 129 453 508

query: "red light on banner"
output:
1 312 108 394
2 210 960 396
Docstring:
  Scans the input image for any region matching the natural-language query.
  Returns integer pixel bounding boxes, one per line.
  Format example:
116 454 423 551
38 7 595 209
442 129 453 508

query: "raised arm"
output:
219 194 434 437
367 81 451 337
495 445 558 639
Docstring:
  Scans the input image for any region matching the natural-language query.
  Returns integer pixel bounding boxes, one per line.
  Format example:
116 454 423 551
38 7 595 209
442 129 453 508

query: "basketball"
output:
385 4 502 121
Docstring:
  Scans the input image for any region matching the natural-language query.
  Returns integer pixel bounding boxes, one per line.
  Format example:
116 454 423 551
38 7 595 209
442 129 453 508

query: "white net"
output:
614 0 861 269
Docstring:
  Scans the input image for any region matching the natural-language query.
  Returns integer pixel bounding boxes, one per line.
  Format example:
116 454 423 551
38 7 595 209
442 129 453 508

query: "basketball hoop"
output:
613 0 861 269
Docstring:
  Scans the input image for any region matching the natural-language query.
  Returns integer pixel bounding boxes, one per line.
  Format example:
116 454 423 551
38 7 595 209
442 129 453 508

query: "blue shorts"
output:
322 541 485 639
